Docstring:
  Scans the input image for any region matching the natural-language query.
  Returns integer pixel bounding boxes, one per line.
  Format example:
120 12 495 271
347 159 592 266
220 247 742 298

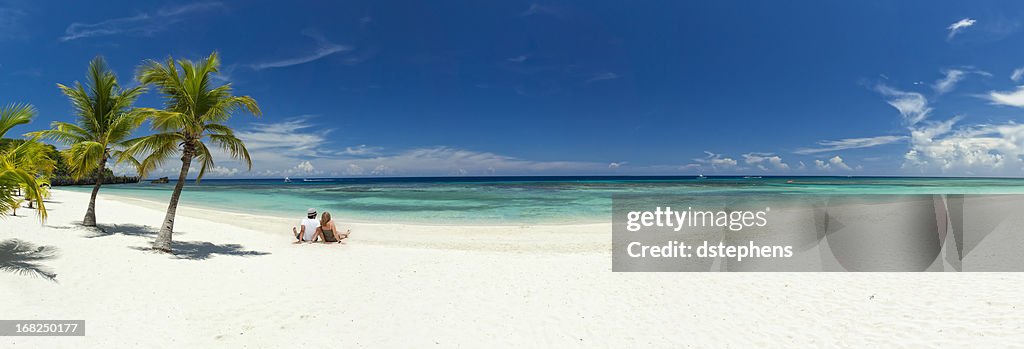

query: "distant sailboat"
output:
697 174 707 180
284 177 292 183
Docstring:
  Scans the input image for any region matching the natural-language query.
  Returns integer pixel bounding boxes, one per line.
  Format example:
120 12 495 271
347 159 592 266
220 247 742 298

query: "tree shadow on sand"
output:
85 223 163 239
170 241 270 260
0 239 58 282
131 240 269 260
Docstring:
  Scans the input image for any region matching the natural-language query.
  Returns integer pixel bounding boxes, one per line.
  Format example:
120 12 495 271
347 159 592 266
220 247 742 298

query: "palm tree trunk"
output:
83 157 106 227
153 151 192 253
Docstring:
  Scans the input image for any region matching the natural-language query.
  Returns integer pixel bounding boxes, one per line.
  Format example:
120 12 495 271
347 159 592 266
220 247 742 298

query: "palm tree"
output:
0 104 47 220
16 140 55 210
31 57 146 227
128 52 260 252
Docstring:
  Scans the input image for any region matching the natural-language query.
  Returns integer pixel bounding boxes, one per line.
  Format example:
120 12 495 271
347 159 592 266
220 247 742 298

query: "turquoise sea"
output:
61 176 1024 224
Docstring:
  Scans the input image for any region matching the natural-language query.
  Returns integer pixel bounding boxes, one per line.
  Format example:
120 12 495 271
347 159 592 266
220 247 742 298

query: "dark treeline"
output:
50 171 140 186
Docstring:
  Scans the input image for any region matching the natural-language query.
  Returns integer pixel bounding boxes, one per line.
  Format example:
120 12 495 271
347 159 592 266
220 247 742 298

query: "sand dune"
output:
2 189 1022 347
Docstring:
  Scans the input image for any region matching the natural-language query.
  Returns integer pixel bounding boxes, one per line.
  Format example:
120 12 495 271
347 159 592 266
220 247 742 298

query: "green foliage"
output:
0 104 47 220
29 56 146 180
126 52 261 182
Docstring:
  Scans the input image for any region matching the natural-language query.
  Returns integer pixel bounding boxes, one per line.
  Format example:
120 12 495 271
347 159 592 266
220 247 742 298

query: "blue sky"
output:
3 1 1024 177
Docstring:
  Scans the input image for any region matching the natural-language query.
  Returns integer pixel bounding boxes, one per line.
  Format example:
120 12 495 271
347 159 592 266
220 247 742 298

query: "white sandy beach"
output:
2 189 1023 348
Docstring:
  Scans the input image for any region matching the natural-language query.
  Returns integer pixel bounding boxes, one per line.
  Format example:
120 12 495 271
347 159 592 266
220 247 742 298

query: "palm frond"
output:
203 95 262 123
202 123 235 136
193 141 216 183
134 52 261 179
27 122 91 145
0 103 36 138
208 134 253 170
122 132 183 178
62 141 105 180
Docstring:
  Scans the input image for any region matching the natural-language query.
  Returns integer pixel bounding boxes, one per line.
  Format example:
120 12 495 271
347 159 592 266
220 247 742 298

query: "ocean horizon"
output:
62 176 1024 225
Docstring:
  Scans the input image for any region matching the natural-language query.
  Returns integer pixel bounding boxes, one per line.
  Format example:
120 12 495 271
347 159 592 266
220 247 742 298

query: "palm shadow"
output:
168 241 270 260
86 223 161 239
86 223 190 239
0 239 58 282
130 239 269 260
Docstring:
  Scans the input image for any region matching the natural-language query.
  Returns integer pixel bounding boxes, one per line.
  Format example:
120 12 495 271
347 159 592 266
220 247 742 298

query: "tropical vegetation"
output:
0 104 50 220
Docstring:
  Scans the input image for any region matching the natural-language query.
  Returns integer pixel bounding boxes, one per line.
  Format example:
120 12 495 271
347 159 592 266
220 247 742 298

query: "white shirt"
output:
300 218 320 241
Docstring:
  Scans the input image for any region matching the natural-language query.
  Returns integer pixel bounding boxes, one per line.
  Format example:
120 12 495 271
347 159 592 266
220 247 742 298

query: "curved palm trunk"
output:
153 151 192 253
83 157 107 226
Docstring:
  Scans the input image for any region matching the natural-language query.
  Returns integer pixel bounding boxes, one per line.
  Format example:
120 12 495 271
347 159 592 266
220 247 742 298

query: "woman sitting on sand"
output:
314 211 351 243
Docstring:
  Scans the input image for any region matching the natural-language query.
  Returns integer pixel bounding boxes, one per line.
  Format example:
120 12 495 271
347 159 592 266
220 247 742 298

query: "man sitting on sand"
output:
293 208 320 243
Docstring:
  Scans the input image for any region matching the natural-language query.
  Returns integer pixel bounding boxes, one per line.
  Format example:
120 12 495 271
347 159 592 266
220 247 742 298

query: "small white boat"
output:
284 177 292 183
697 174 707 179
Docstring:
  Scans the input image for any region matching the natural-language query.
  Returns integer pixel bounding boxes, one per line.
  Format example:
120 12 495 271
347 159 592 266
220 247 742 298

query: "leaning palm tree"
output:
30 57 146 226
127 52 260 252
0 103 47 220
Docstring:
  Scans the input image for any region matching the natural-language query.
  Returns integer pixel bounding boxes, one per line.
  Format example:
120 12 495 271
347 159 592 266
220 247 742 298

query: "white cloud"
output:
344 164 365 175
934 68 990 94
251 29 351 70
829 156 852 170
876 84 931 125
814 160 828 170
608 162 626 169
60 2 226 41
742 153 790 171
903 117 1024 173
815 156 853 171
235 117 329 155
934 69 966 95
864 81 1024 175
795 135 907 154
370 165 393 176
343 145 381 156
947 18 977 39
986 86 1024 107
293 161 315 174
1012 68 1024 82
693 151 737 170
108 162 139 177
203 166 240 177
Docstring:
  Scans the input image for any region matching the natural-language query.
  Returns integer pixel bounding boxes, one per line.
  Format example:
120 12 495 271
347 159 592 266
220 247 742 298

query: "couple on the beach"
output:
293 208 351 243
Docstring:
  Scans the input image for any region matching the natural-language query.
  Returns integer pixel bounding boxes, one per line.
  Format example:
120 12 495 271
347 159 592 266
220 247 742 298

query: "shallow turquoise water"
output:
60 176 1024 224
